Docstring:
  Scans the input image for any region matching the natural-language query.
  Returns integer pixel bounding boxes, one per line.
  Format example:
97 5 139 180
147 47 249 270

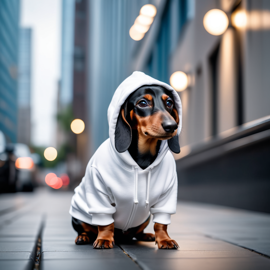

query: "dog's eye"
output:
137 100 148 108
166 99 173 108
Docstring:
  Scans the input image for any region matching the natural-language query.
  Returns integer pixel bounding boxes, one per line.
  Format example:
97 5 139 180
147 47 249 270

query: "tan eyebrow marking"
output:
162 94 169 101
143 94 153 100
130 110 134 120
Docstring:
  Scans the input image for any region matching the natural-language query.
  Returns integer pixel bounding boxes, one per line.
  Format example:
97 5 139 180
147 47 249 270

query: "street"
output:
0 189 270 270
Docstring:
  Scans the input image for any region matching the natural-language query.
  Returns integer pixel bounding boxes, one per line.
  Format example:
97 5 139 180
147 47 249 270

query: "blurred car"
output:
14 143 35 192
0 131 18 193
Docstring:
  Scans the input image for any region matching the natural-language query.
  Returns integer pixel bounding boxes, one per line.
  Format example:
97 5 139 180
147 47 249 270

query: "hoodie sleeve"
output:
150 172 178 225
84 165 116 226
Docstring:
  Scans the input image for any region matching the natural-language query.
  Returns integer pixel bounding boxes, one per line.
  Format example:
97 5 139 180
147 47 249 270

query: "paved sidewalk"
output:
0 189 270 270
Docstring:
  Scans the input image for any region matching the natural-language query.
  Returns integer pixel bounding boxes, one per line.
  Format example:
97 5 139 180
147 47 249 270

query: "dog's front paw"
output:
93 239 114 249
156 239 179 249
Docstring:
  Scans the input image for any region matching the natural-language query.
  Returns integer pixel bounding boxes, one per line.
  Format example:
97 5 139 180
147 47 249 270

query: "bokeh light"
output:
232 10 248 29
203 9 229 36
70 119 85 134
134 23 150 34
45 173 63 189
15 157 34 170
44 147 57 161
170 71 188 92
129 25 145 41
45 173 57 186
60 174 70 186
51 178 63 189
140 4 157 18
135 15 153 26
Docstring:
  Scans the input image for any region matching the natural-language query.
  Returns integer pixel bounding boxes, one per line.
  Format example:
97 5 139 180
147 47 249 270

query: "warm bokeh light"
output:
70 119 85 134
60 174 70 186
135 14 153 26
232 10 247 28
45 173 63 189
51 177 63 189
170 71 188 92
15 157 34 170
129 25 145 41
134 23 150 34
45 173 57 186
203 9 229 35
140 4 157 18
44 147 57 161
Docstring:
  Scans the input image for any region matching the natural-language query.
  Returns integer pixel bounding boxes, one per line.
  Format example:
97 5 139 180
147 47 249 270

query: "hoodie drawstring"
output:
133 166 152 207
145 169 151 207
134 167 139 204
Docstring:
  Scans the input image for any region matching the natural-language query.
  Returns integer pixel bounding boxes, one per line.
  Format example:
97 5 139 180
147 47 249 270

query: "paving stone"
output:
42 241 107 252
0 241 35 252
138 257 270 270
0 259 32 270
0 252 32 260
41 258 140 270
120 241 260 259
42 247 129 260
0 236 36 242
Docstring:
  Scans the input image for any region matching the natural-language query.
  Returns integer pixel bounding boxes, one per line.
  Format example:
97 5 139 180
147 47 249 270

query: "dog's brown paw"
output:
93 239 114 249
136 233 155 242
156 239 179 249
75 232 90 245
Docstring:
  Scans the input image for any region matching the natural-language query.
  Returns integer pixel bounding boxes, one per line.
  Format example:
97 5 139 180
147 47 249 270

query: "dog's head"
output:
115 85 180 154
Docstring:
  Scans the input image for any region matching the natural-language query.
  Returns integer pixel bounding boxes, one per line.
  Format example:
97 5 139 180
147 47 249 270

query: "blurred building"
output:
72 0 89 167
59 0 270 211
84 0 270 212
0 0 20 143
17 28 32 146
131 0 270 212
87 0 143 153
60 0 75 108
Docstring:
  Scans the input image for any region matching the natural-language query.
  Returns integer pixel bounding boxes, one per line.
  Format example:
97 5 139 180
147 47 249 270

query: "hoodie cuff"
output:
152 213 171 225
91 214 114 226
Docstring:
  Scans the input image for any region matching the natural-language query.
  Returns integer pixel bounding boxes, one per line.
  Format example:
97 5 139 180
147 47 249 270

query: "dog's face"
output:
126 86 179 139
115 85 180 154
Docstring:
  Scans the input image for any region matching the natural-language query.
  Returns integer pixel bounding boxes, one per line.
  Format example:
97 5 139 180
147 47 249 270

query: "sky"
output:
20 0 61 147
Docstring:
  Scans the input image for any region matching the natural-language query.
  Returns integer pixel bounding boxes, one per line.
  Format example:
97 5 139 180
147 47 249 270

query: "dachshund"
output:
72 85 180 249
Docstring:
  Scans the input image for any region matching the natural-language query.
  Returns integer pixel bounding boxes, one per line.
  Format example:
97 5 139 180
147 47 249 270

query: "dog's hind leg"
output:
72 217 98 245
134 217 155 242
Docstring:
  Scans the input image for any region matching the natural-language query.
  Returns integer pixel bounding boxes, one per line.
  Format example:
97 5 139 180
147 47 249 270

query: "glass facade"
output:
146 0 189 84
17 28 32 145
18 28 31 108
60 0 75 107
0 0 20 143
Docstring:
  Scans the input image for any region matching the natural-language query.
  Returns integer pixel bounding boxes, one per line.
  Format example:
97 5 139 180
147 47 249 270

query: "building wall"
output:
17 28 32 145
87 0 150 154
132 0 270 149
0 0 20 143
60 0 75 108
72 0 89 167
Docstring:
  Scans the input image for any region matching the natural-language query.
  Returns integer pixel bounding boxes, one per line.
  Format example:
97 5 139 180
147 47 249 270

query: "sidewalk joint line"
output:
118 244 150 270
32 214 46 270
204 234 270 259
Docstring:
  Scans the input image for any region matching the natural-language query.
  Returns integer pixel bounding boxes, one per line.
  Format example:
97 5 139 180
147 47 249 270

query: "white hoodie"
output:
69 71 182 231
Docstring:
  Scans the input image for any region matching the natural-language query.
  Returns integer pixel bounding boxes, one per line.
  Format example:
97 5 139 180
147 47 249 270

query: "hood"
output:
107 71 182 170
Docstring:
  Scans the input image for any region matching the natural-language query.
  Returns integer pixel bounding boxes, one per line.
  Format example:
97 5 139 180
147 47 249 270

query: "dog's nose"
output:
162 121 177 133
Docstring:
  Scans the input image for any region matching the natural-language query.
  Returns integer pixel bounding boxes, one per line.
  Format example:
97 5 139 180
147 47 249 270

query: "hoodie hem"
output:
152 213 171 225
69 207 114 226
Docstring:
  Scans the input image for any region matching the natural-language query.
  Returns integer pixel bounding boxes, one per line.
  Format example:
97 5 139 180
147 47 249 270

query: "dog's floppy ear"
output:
168 135 180 153
168 108 180 153
115 104 132 153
